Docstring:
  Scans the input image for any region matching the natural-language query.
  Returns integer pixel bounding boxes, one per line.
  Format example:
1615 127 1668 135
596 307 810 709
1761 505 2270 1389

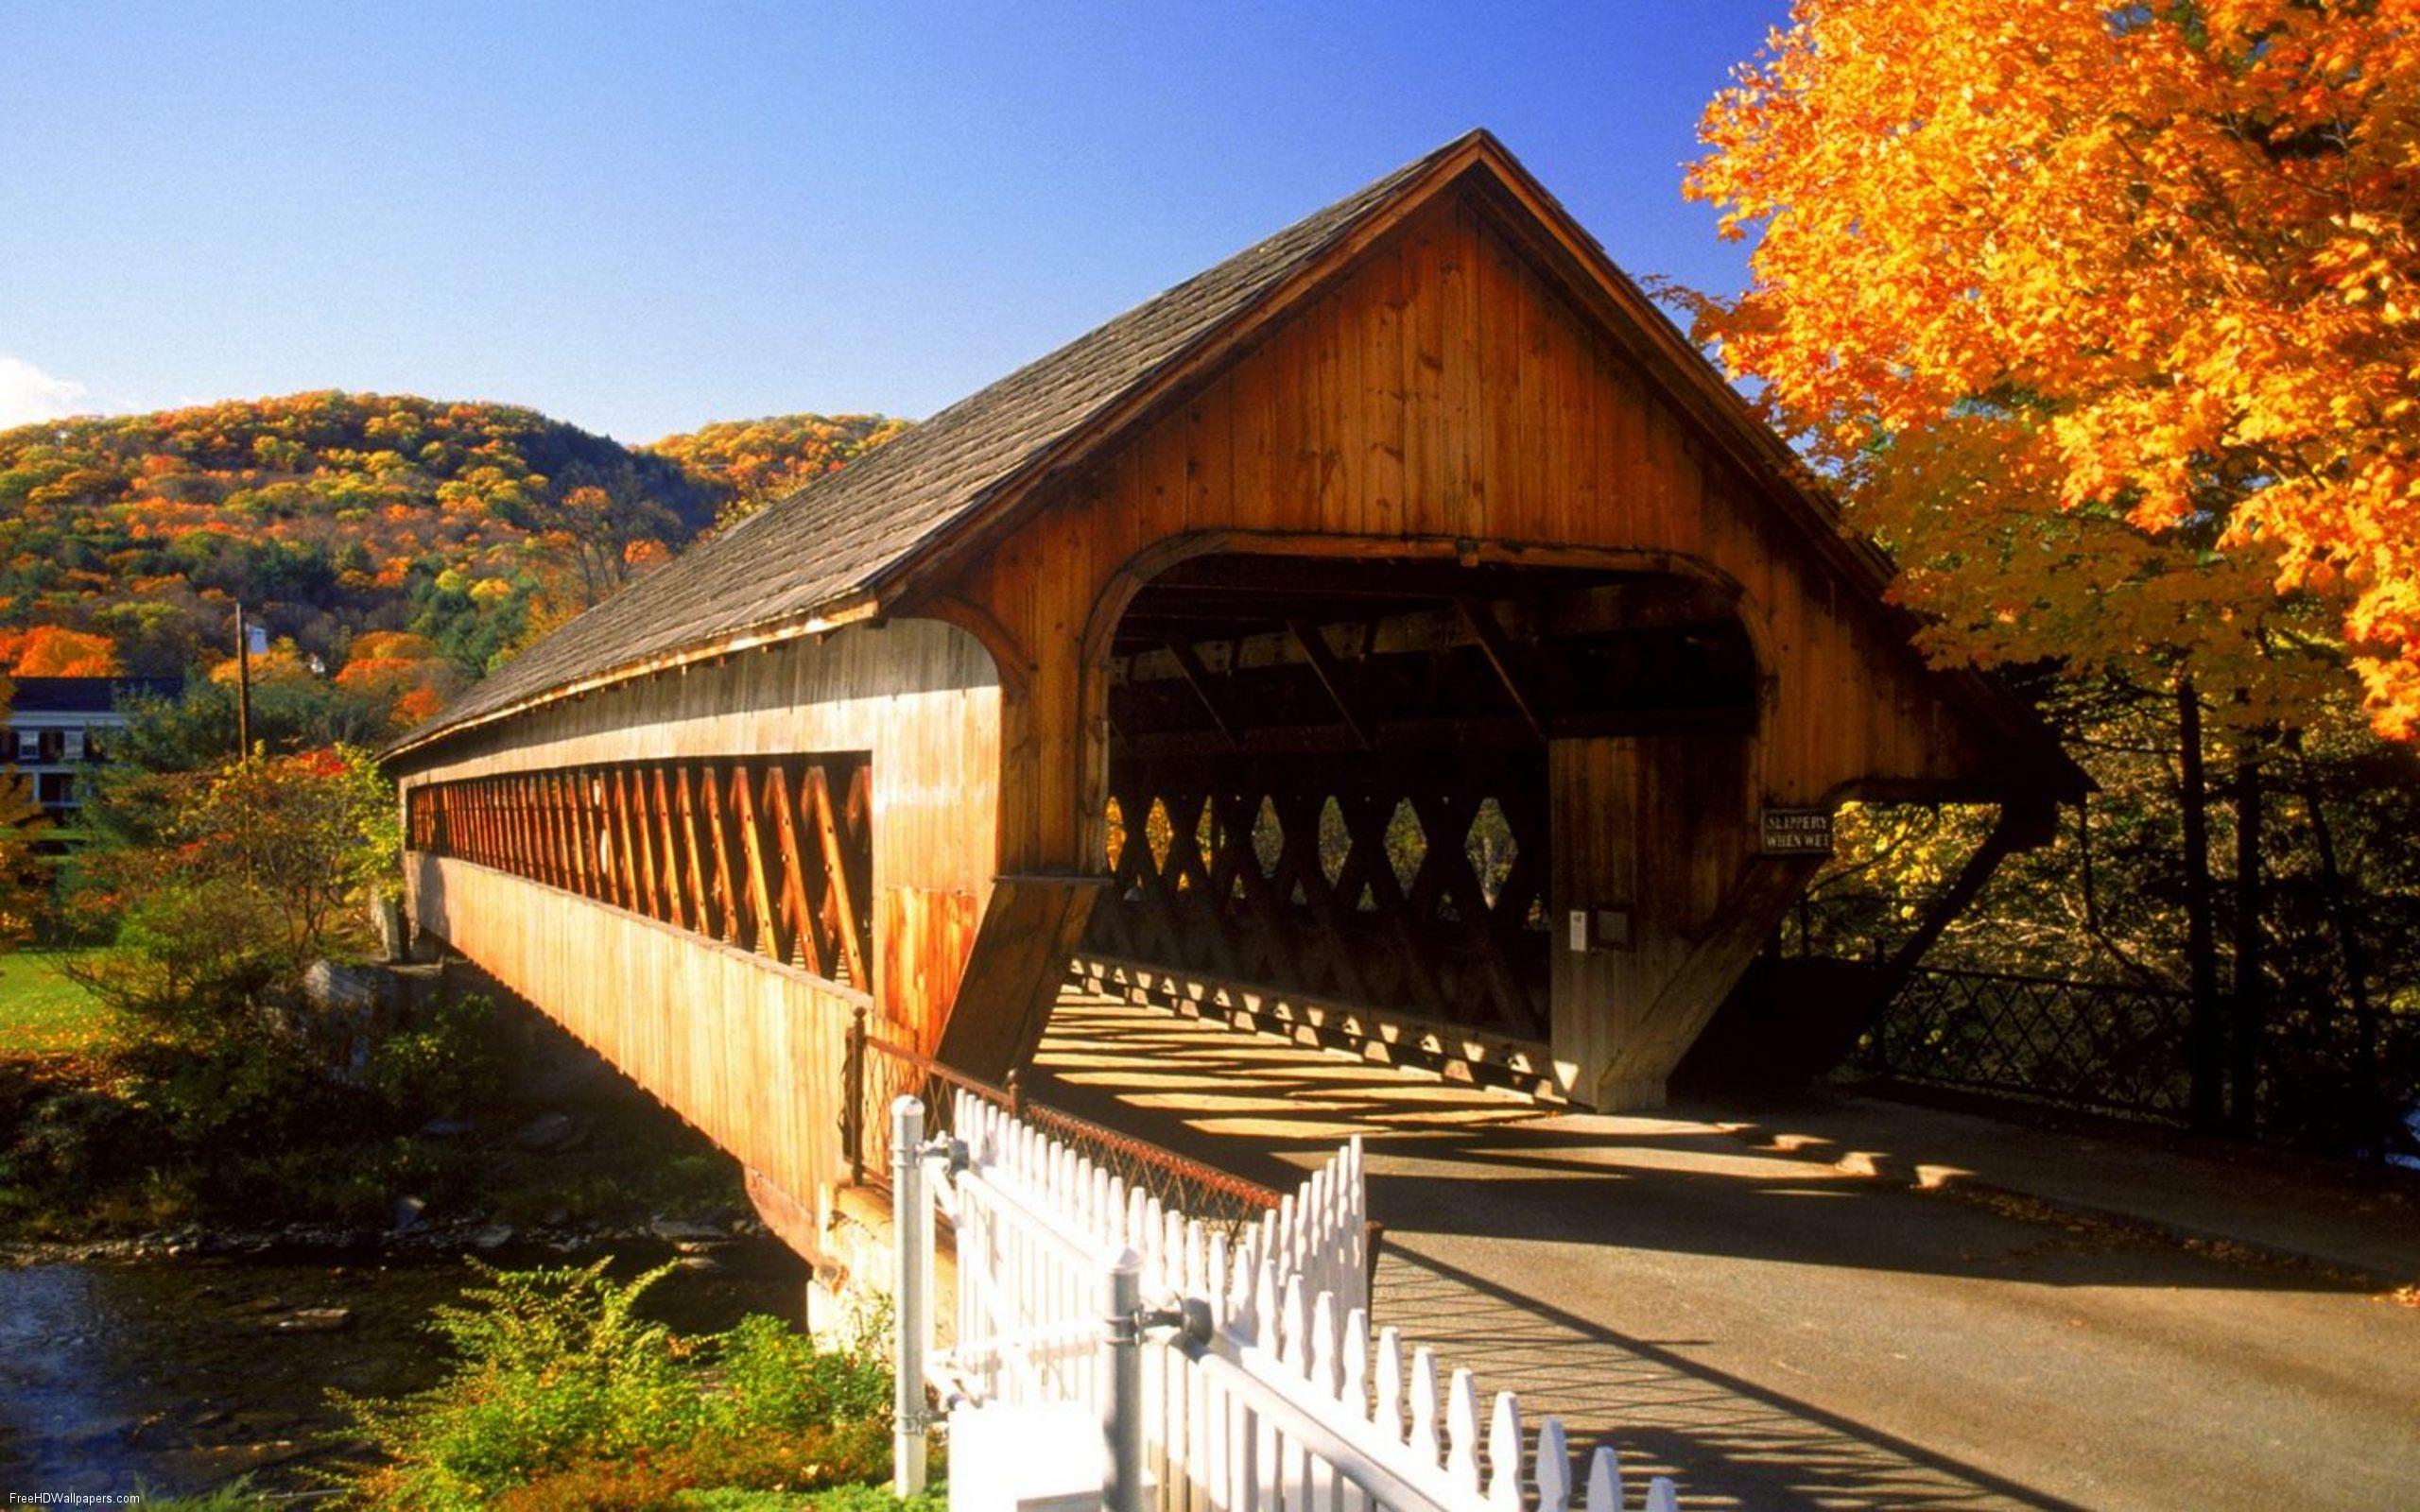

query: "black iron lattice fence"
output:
1858 966 2202 1123
1859 965 2417 1157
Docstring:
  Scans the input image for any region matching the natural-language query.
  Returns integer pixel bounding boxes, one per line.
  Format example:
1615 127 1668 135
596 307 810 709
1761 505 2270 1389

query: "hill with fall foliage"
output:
645 412 908 528
0 393 904 730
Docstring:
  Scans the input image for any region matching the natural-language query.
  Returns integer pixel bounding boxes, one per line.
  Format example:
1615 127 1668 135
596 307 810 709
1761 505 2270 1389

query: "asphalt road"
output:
1029 991 2420 1511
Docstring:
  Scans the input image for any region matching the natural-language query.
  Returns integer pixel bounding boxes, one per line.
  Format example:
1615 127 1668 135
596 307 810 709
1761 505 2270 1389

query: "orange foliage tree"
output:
334 630 463 729
1685 0 2420 733
1 626 122 678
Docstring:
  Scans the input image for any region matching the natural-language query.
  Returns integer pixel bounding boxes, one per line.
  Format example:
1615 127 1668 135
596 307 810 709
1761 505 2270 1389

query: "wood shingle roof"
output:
398 136 1473 753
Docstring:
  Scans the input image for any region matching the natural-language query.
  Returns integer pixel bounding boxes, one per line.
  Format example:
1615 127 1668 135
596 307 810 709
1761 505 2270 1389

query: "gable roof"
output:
6 677 183 716
390 131 2081 796
389 137 1474 760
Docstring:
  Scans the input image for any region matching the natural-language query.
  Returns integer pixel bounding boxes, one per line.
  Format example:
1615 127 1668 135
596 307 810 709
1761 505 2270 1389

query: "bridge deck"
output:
1024 987 2420 1512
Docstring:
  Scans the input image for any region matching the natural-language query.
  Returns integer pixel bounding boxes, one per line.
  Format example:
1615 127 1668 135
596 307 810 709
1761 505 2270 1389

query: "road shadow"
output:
1027 994 2376 1297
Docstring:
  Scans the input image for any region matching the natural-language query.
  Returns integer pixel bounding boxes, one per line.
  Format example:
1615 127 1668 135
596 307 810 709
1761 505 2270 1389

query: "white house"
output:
4 677 181 817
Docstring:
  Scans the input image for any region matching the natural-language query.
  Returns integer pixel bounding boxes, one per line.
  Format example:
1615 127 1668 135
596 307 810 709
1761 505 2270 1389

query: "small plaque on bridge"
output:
1760 807 1835 856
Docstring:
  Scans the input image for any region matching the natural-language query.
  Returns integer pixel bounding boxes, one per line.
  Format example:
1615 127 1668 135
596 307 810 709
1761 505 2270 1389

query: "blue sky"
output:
0 1 1786 441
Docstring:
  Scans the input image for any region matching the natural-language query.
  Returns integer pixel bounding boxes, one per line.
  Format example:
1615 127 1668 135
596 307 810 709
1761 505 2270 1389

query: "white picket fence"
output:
905 1091 1693 1512
940 1091 1366 1413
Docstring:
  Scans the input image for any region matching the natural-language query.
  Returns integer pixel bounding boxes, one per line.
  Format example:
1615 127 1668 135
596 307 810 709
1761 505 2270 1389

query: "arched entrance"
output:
1076 545 1762 1097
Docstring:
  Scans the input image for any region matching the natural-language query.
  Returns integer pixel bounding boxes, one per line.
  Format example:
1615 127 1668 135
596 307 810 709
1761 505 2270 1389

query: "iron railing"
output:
841 1008 1304 1239
1858 965 2200 1123
1859 965 2417 1160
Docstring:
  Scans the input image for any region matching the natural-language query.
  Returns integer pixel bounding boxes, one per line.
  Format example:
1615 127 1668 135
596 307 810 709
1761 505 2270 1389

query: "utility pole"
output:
234 601 254 761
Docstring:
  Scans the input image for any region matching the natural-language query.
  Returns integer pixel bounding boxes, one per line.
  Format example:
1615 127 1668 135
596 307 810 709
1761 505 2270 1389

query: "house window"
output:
35 771 74 807
81 729 104 762
13 730 36 764
38 730 66 764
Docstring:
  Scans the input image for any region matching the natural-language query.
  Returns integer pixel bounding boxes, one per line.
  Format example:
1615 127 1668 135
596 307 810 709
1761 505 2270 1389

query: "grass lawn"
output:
0 949 125 1057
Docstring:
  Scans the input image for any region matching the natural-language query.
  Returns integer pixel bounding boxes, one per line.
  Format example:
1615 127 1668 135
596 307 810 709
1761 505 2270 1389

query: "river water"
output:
0 1242 810 1499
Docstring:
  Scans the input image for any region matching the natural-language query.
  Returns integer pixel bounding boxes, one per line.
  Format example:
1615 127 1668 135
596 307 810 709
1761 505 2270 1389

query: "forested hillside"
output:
0 393 903 731
646 412 908 528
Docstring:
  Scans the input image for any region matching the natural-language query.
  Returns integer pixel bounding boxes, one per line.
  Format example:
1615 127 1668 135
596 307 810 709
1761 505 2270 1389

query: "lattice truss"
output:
407 756 874 988
1087 752 1551 1038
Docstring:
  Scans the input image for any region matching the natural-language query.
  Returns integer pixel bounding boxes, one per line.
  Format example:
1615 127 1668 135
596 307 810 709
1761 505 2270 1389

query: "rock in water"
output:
273 1307 353 1333
391 1195 427 1234
648 1218 727 1246
513 1111 586 1153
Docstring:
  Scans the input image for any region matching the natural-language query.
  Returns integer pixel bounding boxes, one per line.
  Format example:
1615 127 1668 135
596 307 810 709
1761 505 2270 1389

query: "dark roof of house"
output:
395 135 1470 753
5 677 182 715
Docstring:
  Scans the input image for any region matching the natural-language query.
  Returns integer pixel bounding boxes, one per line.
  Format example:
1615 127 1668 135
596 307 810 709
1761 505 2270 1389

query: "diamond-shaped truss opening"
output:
1466 796 1516 909
1145 797 1175 875
1386 799 1426 896
1251 796 1284 877
1318 796 1349 885
1104 797 1127 870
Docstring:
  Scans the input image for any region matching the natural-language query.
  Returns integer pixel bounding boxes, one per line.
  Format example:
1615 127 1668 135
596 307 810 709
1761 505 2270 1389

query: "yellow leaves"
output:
1689 0 2420 735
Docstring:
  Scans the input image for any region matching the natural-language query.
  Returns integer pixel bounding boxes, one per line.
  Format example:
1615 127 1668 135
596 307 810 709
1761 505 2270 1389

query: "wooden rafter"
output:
1455 597 1547 743
676 765 717 939
650 767 683 926
728 765 781 958
413 756 877 990
699 763 740 947
1163 638 1243 750
1286 621 1373 749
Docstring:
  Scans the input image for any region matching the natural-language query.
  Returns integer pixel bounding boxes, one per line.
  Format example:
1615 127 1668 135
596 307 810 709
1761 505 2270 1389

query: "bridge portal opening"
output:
1080 550 1759 1091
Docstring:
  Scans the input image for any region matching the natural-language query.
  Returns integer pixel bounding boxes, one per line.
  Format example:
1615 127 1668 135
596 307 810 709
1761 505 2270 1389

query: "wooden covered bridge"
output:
388 131 2082 1261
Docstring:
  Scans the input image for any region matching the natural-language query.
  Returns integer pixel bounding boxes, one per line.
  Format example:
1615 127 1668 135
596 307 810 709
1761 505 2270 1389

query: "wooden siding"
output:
400 618 1000 1051
938 189 2000 876
925 187 1996 1103
409 853 859 1247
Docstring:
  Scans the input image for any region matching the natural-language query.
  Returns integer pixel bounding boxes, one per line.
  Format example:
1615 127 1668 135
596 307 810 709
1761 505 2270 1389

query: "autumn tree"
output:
1685 0 2419 733
1688 0 2420 1139
66 747 395 1018
500 461 684 610
1 626 122 678
333 629 464 729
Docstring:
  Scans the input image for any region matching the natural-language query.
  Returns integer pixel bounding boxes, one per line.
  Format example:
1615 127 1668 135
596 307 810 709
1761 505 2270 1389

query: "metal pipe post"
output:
1101 1245 1146 1512
891 1095 928 1498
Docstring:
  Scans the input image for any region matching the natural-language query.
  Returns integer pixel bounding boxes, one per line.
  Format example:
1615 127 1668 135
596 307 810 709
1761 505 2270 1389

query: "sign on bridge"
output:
1760 806 1836 856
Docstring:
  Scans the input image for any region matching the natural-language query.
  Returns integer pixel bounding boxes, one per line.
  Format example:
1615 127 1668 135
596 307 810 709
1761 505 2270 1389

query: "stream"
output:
0 1240 811 1500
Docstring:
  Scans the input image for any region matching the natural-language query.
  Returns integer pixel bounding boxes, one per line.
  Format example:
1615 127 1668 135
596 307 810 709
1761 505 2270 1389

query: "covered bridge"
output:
388 131 2082 1257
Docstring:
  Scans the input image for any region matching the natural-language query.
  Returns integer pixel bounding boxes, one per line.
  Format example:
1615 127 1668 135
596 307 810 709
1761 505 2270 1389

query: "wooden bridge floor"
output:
1025 985 2420 1512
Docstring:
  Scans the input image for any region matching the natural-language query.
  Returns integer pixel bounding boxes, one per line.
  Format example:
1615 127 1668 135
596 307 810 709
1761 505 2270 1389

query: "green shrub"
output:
709 1314 890 1435
367 993 501 1122
331 1259 908 1511
336 1260 700 1510
135 1476 272 1510
492 1421 892 1511
119 1027 352 1154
